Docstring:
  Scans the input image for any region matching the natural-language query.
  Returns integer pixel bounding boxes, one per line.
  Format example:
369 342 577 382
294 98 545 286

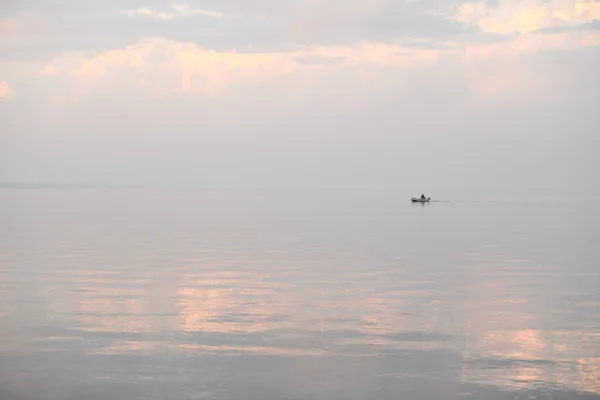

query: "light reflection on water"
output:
0 189 599 400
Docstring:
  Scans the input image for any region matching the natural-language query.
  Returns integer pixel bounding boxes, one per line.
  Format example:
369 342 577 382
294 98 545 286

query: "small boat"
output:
411 197 431 203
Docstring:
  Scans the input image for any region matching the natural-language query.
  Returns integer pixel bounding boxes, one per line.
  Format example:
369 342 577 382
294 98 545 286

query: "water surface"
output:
1 189 598 399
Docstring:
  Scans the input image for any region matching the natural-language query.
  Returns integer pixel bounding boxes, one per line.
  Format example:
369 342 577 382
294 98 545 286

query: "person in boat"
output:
421 194 426 200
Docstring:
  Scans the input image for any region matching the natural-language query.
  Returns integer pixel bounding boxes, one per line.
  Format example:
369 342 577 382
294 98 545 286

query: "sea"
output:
0 188 598 400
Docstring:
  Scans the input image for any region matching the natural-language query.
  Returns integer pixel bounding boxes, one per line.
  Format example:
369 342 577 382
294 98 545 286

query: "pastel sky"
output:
1 0 598 195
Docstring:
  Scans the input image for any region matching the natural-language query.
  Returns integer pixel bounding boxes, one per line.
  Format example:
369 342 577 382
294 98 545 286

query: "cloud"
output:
456 0 600 34
38 38 447 95
40 64 56 76
463 30 600 59
279 0 485 46
120 4 242 20
0 0 497 62
536 18 600 33
292 55 348 66
3 2 600 103
0 81 12 99
32 19 597 99
0 18 20 35
0 11 52 41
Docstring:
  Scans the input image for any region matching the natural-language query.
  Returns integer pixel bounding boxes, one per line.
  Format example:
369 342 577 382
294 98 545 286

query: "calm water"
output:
0 189 598 400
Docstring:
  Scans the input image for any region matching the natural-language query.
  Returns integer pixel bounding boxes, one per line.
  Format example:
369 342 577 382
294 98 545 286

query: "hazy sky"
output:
1 0 598 195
